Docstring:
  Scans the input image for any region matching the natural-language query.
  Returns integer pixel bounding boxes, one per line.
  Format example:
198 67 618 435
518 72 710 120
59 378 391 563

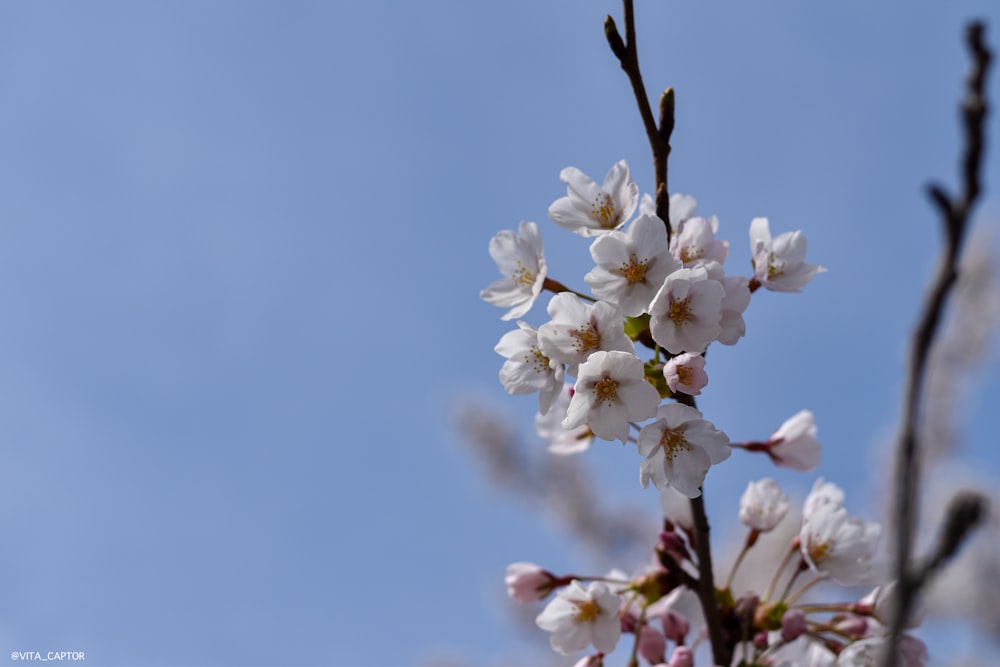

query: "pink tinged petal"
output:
639 448 667 489
537 365 565 415
628 213 669 258
617 380 660 422
681 421 730 464
669 193 698 231
771 230 808 264
749 217 771 250
562 387 592 430
561 166 603 209
588 399 630 443
518 220 544 254
665 444 712 498
589 232 631 266
603 160 639 223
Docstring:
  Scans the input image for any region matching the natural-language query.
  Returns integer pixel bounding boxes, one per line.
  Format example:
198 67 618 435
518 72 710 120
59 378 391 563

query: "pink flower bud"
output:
504 562 555 603
833 615 868 638
638 625 666 665
667 646 693 667
781 608 807 642
661 609 689 643
753 631 768 650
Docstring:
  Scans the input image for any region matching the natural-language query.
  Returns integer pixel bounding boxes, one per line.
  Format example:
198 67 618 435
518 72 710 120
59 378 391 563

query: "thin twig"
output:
604 2 674 239
885 21 991 666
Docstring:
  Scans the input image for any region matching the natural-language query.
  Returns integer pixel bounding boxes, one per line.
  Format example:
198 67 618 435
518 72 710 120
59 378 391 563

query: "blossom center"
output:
807 538 831 565
513 260 537 288
620 253 648 285
679 245 702 264
659 427 691 462
667 296 693 326
591 192 618 228
766 253 785 280
571 323 602 355
521 346 551 375
572 598 602 623
676 364 693 386
592 376 619 406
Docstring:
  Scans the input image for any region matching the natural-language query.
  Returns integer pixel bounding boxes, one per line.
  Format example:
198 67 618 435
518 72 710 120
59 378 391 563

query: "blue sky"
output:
0 2 997 665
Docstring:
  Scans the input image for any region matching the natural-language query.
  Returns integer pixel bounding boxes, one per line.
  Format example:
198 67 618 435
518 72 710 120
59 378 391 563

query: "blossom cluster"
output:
480 161 926 665
483 161 824 496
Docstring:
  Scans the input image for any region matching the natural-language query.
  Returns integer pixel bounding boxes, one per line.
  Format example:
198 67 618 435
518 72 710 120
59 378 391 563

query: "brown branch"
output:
604 2 674 240
606 3 729 661
885 21 991 666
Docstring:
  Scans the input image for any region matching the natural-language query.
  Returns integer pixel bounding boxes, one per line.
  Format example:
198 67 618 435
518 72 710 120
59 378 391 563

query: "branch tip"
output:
604 16 627 62
659 87 675 142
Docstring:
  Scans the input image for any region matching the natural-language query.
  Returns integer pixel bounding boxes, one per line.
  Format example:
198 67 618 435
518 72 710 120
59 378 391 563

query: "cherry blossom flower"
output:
563 351 659 444
538 293 634 377
739 478 790 532
481 221 548 320
535 385 594 455
535 580 622 655
749 217 826 292
662 352 708 395
637 403 730 497
548 161 638 237
800 501 882 586
585 213 680 316
670 216 728 268
763 409 821 471
505 562 558 603
648 267 725 354
495 322 564 415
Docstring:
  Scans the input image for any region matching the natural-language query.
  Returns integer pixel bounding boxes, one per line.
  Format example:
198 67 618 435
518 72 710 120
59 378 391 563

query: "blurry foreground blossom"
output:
536 385 594 455
535 580 622 655
549 160 639 237
481 221 547 320
749 217 826 292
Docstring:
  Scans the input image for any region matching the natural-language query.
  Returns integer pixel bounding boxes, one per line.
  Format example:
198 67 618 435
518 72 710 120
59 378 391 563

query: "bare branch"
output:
886 21 992 666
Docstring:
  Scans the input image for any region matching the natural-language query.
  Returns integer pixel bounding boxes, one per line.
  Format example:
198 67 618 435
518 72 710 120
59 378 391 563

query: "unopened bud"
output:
833 615 868 638
638 625 666 665
661 609 689 643
781 608 807 642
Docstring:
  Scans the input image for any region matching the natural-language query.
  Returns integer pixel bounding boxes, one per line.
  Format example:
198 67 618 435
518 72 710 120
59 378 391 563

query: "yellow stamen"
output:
593 376 619 406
